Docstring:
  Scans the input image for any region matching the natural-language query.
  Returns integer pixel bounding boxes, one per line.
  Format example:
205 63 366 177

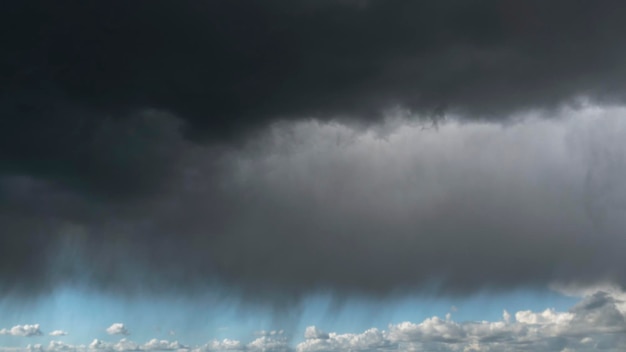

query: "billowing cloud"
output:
37 336 286 352
106 323 129 336
87 338 138 351
48 331 68 337
304 327 329 340
298 327 394 352
248 331 290 352
298 291 626 352
47 341 83 351
201 339 245 351
0 324 43 337
88 339 105 350
143 339 187 351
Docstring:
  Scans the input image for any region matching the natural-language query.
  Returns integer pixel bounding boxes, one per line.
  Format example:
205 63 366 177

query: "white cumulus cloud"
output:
0 324 43 337
298 290 626 352
143 338 187 351
4 290 626 352
200 338 246 351
106 323 129 336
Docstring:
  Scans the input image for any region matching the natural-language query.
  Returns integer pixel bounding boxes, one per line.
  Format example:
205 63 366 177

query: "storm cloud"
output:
3 0 626 136
1 0 626 300
2 105 626 299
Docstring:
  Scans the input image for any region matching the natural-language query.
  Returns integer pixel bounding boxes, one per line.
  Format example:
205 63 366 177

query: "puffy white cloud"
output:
88 339 107 350
514 308 574 325
106 323 129 336
502 310 511 324
388 317 465 343
57 338 185 351
3 290 626 351
303 327 328 340
0 324 43 337
298 290 626 352
247 331 289 352
195 333 288 352
113 338 140 351
40 337 287 352
47 340 83 351
297 328 394 352
143 338 187 351
0 346 45 352
48 331 68 337
199 338 245 351
247 336 288 352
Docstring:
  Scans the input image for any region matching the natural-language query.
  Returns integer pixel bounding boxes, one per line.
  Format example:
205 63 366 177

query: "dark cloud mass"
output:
1 0 626 300
3 0 626 133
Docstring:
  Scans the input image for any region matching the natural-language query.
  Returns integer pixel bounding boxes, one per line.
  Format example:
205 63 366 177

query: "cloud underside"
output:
3 1 626 140
1 104 625 298
2 0 626 300
7 290 626 352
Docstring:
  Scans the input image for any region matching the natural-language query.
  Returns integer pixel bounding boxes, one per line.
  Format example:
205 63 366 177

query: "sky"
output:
1 0 626 351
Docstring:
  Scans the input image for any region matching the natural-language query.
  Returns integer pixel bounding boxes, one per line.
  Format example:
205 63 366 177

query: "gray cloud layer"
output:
1 105 625 298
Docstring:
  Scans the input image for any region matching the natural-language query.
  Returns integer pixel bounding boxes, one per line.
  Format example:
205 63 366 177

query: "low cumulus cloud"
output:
4 290 626 351
143 339 188 351
76 335 287 352
47 331 67 337
105 324 129 336
299 291 626 352
0 324 43 337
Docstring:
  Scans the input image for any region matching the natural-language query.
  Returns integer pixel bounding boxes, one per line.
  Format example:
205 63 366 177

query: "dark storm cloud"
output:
2 107 626 299
3 0 626 137
2 0 626 299
3 0 626 195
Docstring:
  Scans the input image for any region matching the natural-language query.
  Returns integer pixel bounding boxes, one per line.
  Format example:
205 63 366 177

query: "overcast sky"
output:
2 1 626 351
